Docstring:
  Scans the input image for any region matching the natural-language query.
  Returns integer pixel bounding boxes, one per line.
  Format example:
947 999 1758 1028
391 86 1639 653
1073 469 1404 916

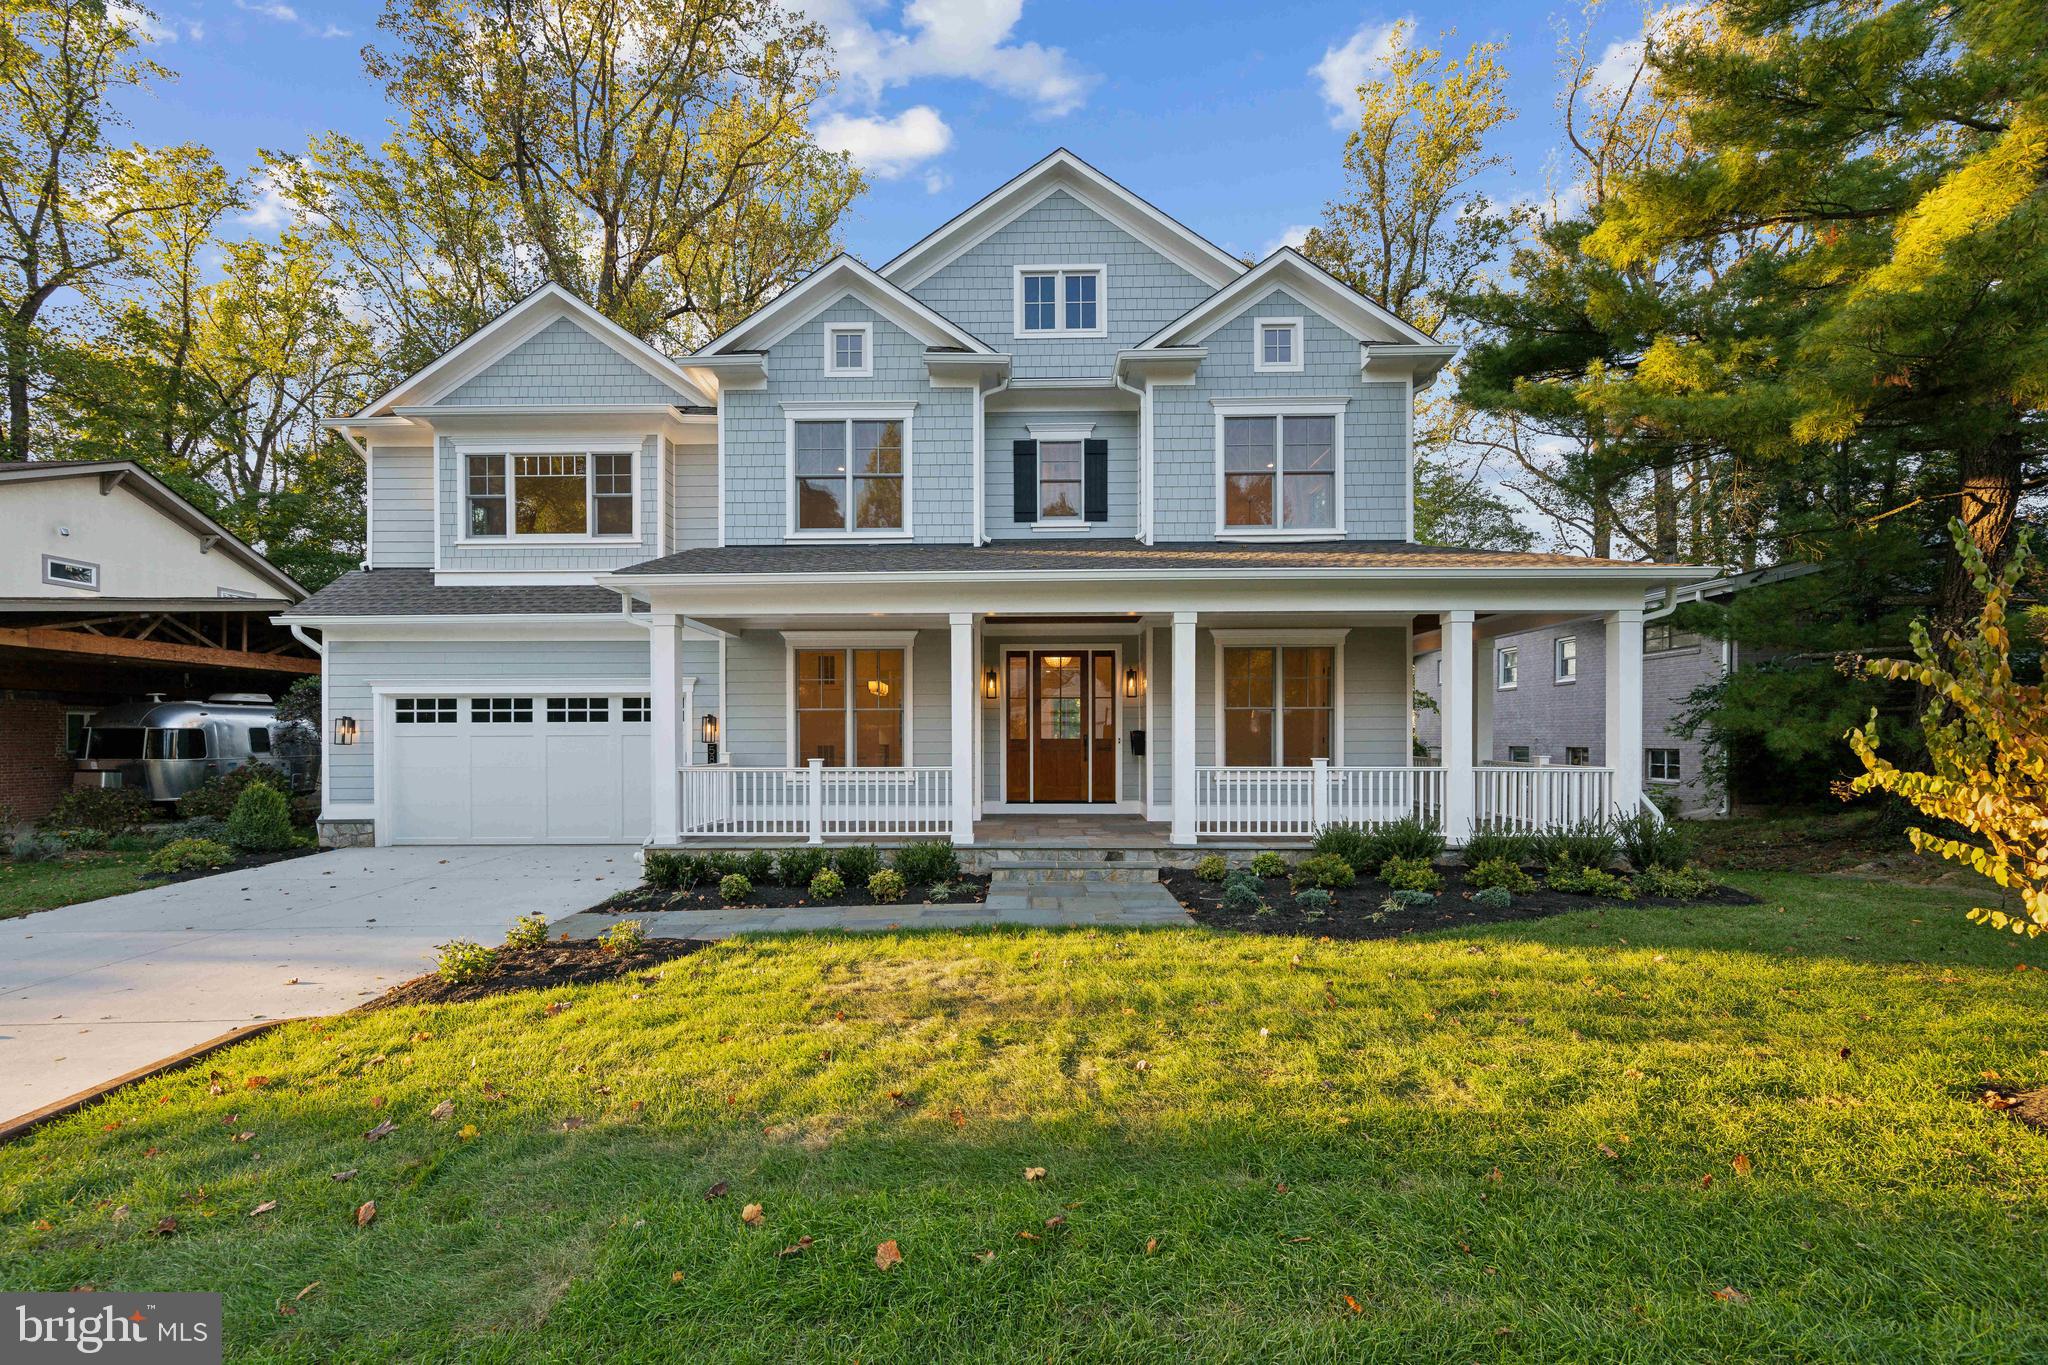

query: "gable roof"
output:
1135 247 1442 351
692 254 994 357
879 148 1246 290
341 283 711 419
0 460 305 599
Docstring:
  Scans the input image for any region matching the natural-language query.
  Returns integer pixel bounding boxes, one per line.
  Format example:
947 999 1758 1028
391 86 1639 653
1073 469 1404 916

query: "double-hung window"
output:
1647 747 1682 782
1496 646 1519 689
464 449 636 539
1554 635 1577 682
1016 266 1104 337
1221 645 1336 767
794 647 906 767
1219 408 1341 534
792 415 908 535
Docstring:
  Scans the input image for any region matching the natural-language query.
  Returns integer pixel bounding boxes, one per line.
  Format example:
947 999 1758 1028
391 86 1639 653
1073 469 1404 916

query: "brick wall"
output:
0 697 73 822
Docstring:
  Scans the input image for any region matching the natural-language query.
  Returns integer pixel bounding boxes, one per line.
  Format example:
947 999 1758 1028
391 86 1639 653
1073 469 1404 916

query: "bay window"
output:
1217 406 1342 535
791 414 909 535
794 647 906 766
1221 645 1336 766
463 449 636 539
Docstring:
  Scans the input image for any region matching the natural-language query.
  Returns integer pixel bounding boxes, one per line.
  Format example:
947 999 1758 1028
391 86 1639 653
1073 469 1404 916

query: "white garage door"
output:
385 691 652 844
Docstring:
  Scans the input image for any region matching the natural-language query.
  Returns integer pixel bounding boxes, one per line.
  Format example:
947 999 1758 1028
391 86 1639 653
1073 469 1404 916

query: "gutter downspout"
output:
977 368 1013 545
1112 365 1149 544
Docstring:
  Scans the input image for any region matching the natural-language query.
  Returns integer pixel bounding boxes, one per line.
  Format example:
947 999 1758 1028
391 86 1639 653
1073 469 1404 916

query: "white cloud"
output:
234 0 350 39
238 168 295 231
922 167 952 195
110 4 175 42
1261 224 1313 257
1313 17 1411 128
1587 37 1646 100
796 0 1095 118
816 105 953 180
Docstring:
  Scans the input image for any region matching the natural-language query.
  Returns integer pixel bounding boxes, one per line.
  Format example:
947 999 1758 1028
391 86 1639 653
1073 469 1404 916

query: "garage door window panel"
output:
547 697 610 723
472 698 534 723
395 698 457 724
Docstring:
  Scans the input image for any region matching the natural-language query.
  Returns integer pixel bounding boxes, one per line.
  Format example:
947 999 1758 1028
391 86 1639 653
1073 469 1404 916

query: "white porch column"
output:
1604 608 1645 819
949 612 976 845
1440 609 1476 844
1169 611 1198 845
649 611 682 843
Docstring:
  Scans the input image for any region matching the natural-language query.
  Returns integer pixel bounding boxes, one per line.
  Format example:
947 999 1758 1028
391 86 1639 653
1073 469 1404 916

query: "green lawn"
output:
3 872 2044 1360
0 852 152 918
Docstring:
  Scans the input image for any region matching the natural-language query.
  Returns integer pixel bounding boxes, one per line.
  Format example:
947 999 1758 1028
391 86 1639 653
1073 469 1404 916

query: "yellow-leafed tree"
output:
1844 520 2047 934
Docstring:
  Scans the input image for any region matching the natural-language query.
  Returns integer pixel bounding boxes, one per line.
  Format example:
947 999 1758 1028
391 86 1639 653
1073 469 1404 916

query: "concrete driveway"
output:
0 844 634 1124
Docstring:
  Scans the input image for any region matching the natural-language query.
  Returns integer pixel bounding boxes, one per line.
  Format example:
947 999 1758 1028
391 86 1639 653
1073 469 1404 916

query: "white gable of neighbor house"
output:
434 316 698 408
2 477 285 600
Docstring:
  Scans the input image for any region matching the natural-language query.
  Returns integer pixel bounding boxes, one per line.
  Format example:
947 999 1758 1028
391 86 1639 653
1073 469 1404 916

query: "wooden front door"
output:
1005 650 1117 804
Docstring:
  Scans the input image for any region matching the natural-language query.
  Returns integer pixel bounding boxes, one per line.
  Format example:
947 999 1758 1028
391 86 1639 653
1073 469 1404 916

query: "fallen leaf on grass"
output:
971 1249 996 1263
1731 1153 1754 1178
1043 1216 1065 1229
949 1109 965 1128
1023 1167 1046 1182
1343 1295 1363 1314
1284 1235 1313 1244
245 1076 270 1089
778 1236 815 1258
741 1203 764 1227
1016 1231 1038 1241
1983 1091 2017 1111
369 1095 387 1109
1700 1174 1714 1188
670 1271 684 1284
330 1169 357 1182
152 1217 178 1236
363 1120 396 1142
354 1201 376 1228
1145 1238 1160 1255
875 1240 902 1271
544 1002 567 1017
1714 1286 1750 1304
458 1124 478 1140
295 1283 319 1301
1597 1143 1620 1160
429 1100 454 1121
248 1201 276 1217
231 1132 254 1143
1487 1167 1502 1183
560 1116 586 1132
704 1182 729 1201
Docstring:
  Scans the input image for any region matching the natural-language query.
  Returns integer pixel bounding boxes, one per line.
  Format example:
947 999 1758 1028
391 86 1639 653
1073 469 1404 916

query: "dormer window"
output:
1015 266 1106 338
824 323 871 377
1253 317 1303 373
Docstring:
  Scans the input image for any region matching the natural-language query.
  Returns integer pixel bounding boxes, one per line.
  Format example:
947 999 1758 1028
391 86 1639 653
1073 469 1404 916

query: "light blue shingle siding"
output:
1151 289 1409 541
681 636 719 765
368 447 433 568
982 408 1139 538
324 636 652 805
671 438 717 550
722 296 974 544
437 317 692 406
435 433 662 572
908 190 1216 381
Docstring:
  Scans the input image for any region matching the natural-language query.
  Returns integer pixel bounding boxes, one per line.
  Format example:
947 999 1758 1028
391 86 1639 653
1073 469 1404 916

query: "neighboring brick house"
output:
0 460 314 822
1414 566 1811 818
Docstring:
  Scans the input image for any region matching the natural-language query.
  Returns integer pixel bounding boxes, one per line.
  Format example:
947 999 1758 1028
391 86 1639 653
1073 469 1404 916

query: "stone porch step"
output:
987 859 1163 886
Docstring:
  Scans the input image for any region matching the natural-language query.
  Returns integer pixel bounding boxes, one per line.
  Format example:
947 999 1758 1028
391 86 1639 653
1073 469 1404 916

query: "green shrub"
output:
1289 853 1355 890
1532 818 1619 871
46 786 154 836
809 867 846 900
1372 816 1447 866
1248 851 1289 878
175 763 288 822
436 939 497 984
225 783 296 853
1636 863 1718 900
56 827 108 851
774 847 826 888
1546 860 1635 900
504 912 550 950
1462 820 1538 867
1220 880 1263 913
718 873 753 904
1383 888 1436 911
1310 823 1375 871
146 837 233 875
1616 808 1695 870
1472 885 1513 912
175 816 229 845
740 850 775 883
1381 855 1442 893
643 850 698 890
833 844 882 885
598 919 647 953
107 828 172 853
867 868 907 903
1192 854 1230 883
704 851 745 879
8 832 64 863
1465 856 1537 893
926 880 958 903
893 840 961 886
1293 886 1334 914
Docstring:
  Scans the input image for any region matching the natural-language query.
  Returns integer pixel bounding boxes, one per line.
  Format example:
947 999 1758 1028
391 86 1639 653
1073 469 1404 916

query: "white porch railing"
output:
677 760 953 843
1195 761 1445 839
1472 765 1614 831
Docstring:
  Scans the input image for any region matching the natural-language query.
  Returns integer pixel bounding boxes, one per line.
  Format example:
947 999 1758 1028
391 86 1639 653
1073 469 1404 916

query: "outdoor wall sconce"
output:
1124 666 1143 698
701 713 719 764
983 667 999 700
332 716 358 746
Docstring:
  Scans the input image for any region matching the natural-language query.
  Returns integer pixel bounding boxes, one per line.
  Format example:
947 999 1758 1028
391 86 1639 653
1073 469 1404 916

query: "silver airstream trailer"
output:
75 693 295 806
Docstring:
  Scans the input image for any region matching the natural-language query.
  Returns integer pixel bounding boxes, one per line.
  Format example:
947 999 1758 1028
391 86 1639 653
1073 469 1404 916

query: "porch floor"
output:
974 814 1171 848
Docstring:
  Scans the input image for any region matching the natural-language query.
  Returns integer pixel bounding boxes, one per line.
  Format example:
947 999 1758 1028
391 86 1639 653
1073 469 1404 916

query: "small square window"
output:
42 555 98 591
1647 748 1682 782
1507 745 1532 764
546 696 609 724
1496 646 1519 689
825 324 870 376
1565 745 1590 766
1555 635 1577 682
470 697 533 724
395 697 457 724
622 697 651 723
1253 317 1303 373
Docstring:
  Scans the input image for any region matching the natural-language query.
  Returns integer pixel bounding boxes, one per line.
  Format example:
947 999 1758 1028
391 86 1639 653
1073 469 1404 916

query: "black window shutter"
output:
1012 440 1037 523
1083 439 1110 522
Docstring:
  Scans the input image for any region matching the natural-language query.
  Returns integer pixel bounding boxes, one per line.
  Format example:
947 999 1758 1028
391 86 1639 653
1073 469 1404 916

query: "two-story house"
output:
287 150 1713 849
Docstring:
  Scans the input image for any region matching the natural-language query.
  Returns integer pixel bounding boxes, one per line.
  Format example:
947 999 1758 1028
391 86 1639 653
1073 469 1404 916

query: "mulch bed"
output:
1162 865 1757 941
361 939 705 1010
590 874 991 915
141 845 321 886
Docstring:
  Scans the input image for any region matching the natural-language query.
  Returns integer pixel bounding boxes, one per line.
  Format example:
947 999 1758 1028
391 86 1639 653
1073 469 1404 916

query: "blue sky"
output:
113 0 1646 265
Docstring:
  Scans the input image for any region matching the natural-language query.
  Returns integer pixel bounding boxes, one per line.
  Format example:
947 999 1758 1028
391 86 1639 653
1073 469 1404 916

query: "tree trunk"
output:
1935 418 2023 634
5 325 30 463
1653 458 1678 561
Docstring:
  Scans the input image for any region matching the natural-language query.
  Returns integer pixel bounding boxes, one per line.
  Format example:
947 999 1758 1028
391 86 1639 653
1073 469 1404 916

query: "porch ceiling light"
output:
332 716 358 746
983 667 999 700
1124 666 1143 698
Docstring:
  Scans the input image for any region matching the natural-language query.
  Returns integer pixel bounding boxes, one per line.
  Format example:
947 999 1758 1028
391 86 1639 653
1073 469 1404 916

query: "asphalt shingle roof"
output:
615 539 1650 576
283 569 623 617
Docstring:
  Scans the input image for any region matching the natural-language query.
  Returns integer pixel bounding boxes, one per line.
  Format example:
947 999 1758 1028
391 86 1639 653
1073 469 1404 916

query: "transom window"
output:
1253 317 1303 373
547 697 609 723
1038 441 1083 520
1221 645 1335 767
1016 266 1104 336
1647 747 1682 782
1496 646 1519 689
795 647 906 767
395 697 457 724
1555 635 1577 682
1220 413 1338 532
1645 621 1702 653
471 697 533 724
621 697 651 723
824 324 870 377
793 418 906 534
465 450 635 539
42 555 98 590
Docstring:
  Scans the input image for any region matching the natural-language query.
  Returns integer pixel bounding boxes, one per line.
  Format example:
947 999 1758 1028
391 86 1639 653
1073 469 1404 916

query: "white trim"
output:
1013 264 1107 339
715 397 728 547
429 571 607 586
1403 370 1417 541
297 617 654 640
1212 400 1348 539
822 322 873 378
783 406 915 541
1026 422 1095 443
450 438 645 546
1208 629 1349 770
993 642 1126 806
1137 247 1437 351
695 256 992 357
363 444 376 570
1251 316 1304 374
780 400 919 415
983 800 1142 816
781 633 917 768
